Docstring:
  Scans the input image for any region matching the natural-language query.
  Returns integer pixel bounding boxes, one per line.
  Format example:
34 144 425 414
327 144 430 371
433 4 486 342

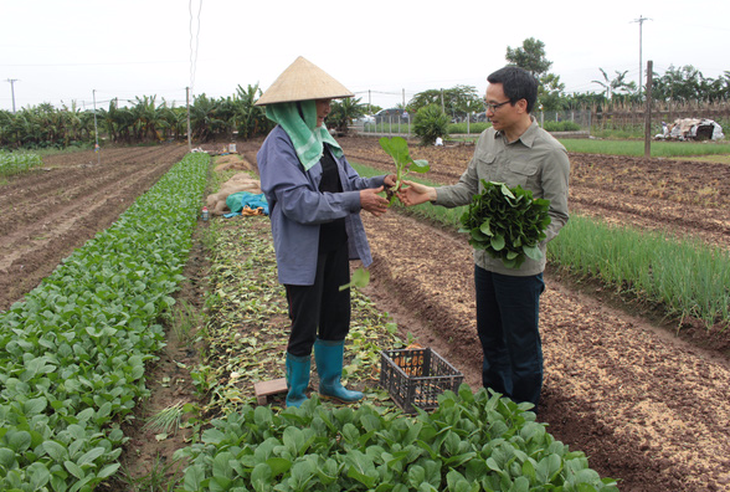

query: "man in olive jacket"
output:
399 66 570 409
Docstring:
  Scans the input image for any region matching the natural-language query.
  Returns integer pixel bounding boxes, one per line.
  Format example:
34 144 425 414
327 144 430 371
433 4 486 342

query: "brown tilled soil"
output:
2 137 730 491
0 144 189 311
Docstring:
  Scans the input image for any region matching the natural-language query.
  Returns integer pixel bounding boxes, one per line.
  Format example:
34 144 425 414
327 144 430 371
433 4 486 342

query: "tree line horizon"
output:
1 38 728 149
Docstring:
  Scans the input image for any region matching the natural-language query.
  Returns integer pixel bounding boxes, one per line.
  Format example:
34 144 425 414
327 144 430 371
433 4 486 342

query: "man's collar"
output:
495 116 538 147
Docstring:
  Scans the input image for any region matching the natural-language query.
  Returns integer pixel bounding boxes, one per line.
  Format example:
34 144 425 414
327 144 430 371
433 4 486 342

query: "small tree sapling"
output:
378 136 429 204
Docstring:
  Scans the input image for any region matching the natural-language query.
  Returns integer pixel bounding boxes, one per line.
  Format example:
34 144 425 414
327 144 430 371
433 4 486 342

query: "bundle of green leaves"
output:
460 180 551 269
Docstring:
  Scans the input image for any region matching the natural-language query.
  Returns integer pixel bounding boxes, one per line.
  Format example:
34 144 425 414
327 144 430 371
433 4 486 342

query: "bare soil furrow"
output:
0 145 187 310
0 159 171 270
569 187 730 249
0 146 188 236
1 163 155 241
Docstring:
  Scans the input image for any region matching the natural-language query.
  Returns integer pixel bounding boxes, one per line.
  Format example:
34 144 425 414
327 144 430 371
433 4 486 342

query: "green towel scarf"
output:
265 100 344 171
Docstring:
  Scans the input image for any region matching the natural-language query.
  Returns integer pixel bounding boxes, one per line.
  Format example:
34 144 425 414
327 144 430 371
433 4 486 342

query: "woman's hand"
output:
398 180 437 206
383 174 397 188
360 186 389 216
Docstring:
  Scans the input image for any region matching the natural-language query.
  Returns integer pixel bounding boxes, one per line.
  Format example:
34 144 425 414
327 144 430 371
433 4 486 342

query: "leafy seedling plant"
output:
460 180 551 269
339 266 370 291
378 136 429 204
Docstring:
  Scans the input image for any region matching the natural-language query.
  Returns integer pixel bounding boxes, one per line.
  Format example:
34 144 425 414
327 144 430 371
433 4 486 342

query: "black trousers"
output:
285 242 351 357
474 265 545 406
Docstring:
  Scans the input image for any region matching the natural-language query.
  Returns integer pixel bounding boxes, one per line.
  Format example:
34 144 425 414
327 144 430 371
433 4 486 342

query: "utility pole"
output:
186 87 192 152
93 90 100 164
644 60 653 158
632 15 652 97
6 78 18 113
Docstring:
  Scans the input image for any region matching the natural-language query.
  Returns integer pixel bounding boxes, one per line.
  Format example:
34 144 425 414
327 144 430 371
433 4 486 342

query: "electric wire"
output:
189 0 202 95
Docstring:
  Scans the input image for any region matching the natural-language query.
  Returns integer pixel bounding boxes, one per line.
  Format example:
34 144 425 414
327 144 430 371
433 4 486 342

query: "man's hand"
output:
398 180 437 206
360 186 389 216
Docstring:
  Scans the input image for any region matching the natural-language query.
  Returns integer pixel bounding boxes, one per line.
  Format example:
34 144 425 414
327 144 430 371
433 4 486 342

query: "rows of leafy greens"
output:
176 387 617 491
460 181 551 269
0 151 43 177
0 151 209 491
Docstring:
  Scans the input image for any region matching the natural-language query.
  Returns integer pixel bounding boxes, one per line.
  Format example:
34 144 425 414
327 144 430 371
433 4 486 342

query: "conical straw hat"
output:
255 56 354 106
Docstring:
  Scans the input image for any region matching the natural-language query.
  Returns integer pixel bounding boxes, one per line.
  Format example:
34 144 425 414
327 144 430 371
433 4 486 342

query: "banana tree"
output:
190 94 225 142
234 83 269 139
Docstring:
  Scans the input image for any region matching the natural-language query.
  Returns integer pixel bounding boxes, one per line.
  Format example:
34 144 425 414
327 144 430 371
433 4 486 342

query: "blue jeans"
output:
474 265 545 406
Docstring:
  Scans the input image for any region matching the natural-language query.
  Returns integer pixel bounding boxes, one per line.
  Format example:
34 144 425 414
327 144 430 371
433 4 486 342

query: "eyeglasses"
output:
483 99 511 112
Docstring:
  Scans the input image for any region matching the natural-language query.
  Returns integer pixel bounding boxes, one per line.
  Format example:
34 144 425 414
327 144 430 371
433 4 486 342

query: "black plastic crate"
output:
379 348 464 413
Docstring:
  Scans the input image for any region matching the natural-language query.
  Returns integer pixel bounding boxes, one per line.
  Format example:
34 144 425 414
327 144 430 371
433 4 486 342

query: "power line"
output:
0 60 186 68
189 0 202 95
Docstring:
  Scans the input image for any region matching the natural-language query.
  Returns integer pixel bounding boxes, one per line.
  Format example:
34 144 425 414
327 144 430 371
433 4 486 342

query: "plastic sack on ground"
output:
224 191 269 217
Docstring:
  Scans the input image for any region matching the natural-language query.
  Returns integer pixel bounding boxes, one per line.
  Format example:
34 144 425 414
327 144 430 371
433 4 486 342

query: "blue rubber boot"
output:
314 339 363 403
285 352 311 408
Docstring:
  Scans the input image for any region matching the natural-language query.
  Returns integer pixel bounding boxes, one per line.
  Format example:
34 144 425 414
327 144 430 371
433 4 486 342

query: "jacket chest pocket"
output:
505 160 538 187
475 153 497 185
477 153 538 187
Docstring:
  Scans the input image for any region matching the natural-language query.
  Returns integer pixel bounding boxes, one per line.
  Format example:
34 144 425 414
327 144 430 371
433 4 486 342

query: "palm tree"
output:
213 96 238 140
59 101 84 146
130 95 164 143
105 99 136 144
592 69 637 100
156 100 182 142
327 97 364 135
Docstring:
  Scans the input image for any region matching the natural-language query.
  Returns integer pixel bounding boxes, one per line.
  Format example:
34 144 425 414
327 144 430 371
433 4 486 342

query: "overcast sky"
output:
1 0 728 113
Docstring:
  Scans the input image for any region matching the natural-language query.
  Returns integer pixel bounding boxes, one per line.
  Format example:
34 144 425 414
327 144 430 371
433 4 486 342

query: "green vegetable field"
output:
1 136 729 491
0 151 207 490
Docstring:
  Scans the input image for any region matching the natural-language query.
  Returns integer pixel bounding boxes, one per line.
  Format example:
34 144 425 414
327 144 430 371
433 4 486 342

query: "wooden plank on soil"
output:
254 377 287 405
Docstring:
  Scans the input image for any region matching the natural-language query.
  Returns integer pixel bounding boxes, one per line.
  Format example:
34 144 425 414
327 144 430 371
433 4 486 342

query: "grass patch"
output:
118 453 182 492
143 402 187 437
167 298 202 346
560 138 730 158
549 215 730 330
669 154 730 165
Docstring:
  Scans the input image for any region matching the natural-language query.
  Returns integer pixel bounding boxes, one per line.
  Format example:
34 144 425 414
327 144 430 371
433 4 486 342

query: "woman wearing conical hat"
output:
256 57 396 408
